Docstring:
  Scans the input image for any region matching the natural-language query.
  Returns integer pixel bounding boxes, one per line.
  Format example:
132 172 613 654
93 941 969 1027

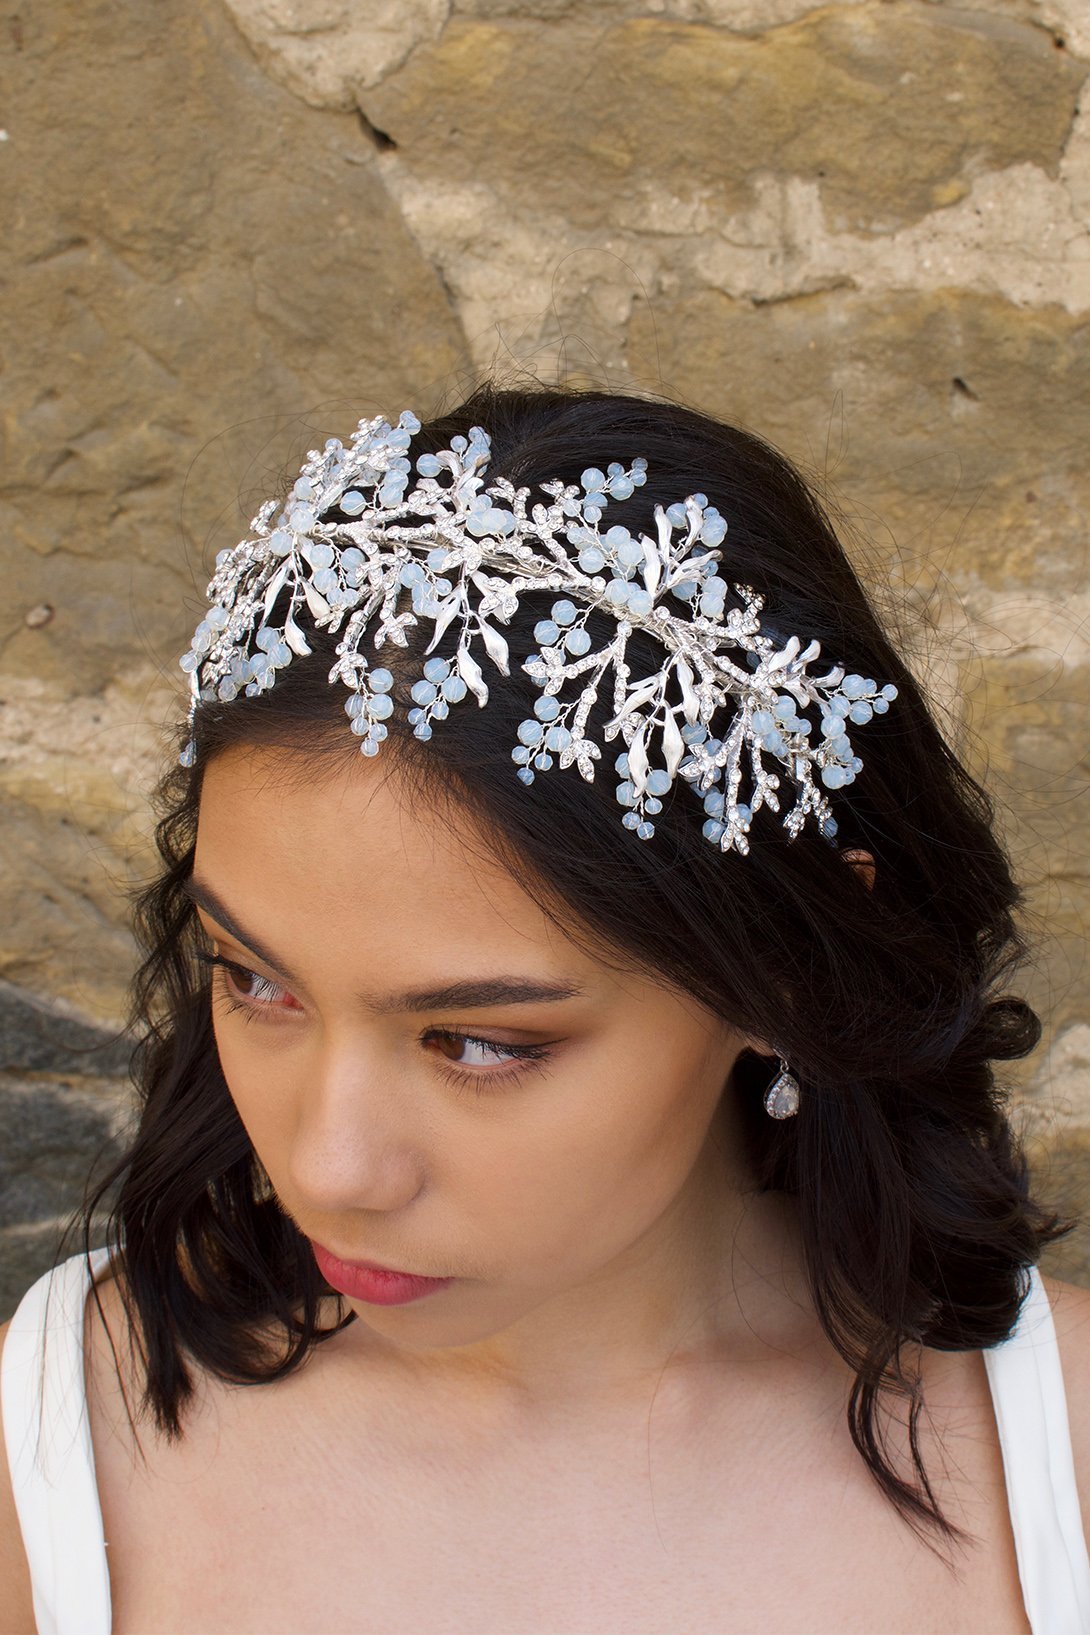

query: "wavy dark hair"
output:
61 380 1076 1567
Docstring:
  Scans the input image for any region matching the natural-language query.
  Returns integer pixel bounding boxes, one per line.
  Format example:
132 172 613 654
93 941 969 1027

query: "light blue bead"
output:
872 696 889 713
516 766 535 785
545 725 571 751
616 781 635 807
407 707 423 724
629 469 647 488
255 626 278 651
581 467 606 491
518 719 544 746
636 822 655 840
207 605 229 629
416 453 441 476
431 699 449 720
413 722 433 741
534 695 561 721
751 710 775 734
399 561 425 586
736 803 752 824
821 816 838 839
681 723 708 745
699 518 727 546
533 752 553 770
565 627 592 656
842 674 867 699
704 791 725 818
672 580 698 601
551 600 578 626
369 694 394 720
423 656 450 683
622 811 641 829
821 764 846 789
645 797 663 815
442 675 467 702
608 463 624 477
289 503 316 532
578 548 606 574
534 620 561 646
268 529 293 556
698 592 724 617
372 723 389 742
831 735 851 757
615 753 630 776
340 490 366 516
410 680 437 705
881 684 898 701
360 738 381 758
351 715 371 737
705 738 723 757
666 503 687 527
628 590 654 617
604 526 630 548
583 504 603 522
426 548 448 570
646 769 671 796
691 492 708 508
851 757 862 772
312 568 338 594
848 702 872 725
370 668 393 692
615 540 642 568
606 579 630 606
512 745 530 764
610 477 634 500
703 818 725 843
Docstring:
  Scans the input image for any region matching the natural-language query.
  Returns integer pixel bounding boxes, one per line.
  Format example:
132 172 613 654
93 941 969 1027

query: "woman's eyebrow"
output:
182 876 587 1012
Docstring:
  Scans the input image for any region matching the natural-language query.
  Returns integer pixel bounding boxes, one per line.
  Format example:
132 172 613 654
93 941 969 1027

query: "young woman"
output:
2 383 1089 1634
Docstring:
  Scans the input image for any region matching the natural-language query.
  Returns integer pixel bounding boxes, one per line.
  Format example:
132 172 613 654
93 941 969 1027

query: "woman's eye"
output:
193 954 555 1092
196 951 302 1013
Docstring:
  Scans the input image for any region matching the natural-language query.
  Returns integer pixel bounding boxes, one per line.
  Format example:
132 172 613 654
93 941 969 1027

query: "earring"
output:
763 1056 801 1119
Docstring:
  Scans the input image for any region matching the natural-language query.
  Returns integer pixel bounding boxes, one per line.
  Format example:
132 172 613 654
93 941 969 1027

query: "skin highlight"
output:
190 742 843 1416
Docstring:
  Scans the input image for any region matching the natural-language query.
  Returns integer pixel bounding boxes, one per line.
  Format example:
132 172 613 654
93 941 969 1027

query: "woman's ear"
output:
842 848 876 890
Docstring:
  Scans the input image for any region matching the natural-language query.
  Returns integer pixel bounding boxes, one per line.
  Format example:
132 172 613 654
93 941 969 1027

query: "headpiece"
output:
179 410 897 855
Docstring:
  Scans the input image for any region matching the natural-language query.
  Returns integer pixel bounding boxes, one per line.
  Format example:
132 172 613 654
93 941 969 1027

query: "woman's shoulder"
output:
0 1313 40 1635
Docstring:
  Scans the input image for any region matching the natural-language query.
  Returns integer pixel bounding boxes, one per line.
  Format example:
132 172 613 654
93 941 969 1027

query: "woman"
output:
2 382 1089 1634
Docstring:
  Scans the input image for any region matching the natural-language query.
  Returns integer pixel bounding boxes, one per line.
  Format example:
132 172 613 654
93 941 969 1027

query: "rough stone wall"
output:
2 0 1089 1314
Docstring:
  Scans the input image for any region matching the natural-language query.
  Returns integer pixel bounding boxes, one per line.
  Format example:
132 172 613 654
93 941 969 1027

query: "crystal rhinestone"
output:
764 1067 801 1120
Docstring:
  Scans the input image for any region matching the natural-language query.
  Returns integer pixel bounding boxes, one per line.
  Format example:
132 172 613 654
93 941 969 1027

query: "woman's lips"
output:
310 1240 455 1305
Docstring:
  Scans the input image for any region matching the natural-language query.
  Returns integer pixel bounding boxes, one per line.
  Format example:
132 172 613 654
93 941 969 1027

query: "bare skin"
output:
4 740 1090 1633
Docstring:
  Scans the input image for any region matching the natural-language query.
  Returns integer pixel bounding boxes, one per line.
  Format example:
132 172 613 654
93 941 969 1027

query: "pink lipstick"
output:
310 1241 454 1305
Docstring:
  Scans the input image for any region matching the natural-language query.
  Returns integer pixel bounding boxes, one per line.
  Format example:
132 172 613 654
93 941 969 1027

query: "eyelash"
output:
194 951 554 1093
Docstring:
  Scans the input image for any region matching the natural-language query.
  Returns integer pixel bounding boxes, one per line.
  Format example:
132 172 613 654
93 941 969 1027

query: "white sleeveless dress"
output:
4 1248 1090 1634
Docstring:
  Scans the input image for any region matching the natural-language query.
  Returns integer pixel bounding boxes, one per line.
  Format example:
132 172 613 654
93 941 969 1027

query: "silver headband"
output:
179 411 897 855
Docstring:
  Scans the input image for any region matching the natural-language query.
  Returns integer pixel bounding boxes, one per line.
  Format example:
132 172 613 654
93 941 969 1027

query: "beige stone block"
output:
365 5 1083 237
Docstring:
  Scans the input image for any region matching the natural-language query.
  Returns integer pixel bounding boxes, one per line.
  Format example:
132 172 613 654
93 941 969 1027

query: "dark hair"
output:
64 380 1077 1565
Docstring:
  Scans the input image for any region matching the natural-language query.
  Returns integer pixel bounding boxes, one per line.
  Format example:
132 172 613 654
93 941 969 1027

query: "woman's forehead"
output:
193 744 600 978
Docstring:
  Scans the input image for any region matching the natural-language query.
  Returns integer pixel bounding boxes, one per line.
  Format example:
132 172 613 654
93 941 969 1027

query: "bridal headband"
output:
178 410 897 857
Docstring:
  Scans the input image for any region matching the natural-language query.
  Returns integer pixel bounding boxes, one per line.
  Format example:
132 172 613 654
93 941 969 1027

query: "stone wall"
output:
2 0 1089 1315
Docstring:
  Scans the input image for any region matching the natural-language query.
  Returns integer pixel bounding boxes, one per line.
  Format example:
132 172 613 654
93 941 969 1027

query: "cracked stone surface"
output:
4 0 1090 1291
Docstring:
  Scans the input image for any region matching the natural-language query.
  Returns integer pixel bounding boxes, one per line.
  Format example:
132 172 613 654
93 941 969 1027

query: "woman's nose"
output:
284 1045 426 1214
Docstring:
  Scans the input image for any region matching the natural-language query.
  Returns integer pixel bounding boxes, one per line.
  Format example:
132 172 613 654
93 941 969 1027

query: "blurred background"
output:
2 0 1089 1318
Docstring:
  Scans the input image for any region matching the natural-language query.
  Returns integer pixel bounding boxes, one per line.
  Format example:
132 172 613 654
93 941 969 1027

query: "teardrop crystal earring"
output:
764 1057 801 1119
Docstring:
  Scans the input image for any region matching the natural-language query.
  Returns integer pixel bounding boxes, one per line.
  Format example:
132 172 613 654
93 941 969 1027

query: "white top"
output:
3 1249 1090 1634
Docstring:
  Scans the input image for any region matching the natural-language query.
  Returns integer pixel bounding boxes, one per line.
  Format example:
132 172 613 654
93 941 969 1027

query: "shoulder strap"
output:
983 1263 1090 1635
1 1247 114 1635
